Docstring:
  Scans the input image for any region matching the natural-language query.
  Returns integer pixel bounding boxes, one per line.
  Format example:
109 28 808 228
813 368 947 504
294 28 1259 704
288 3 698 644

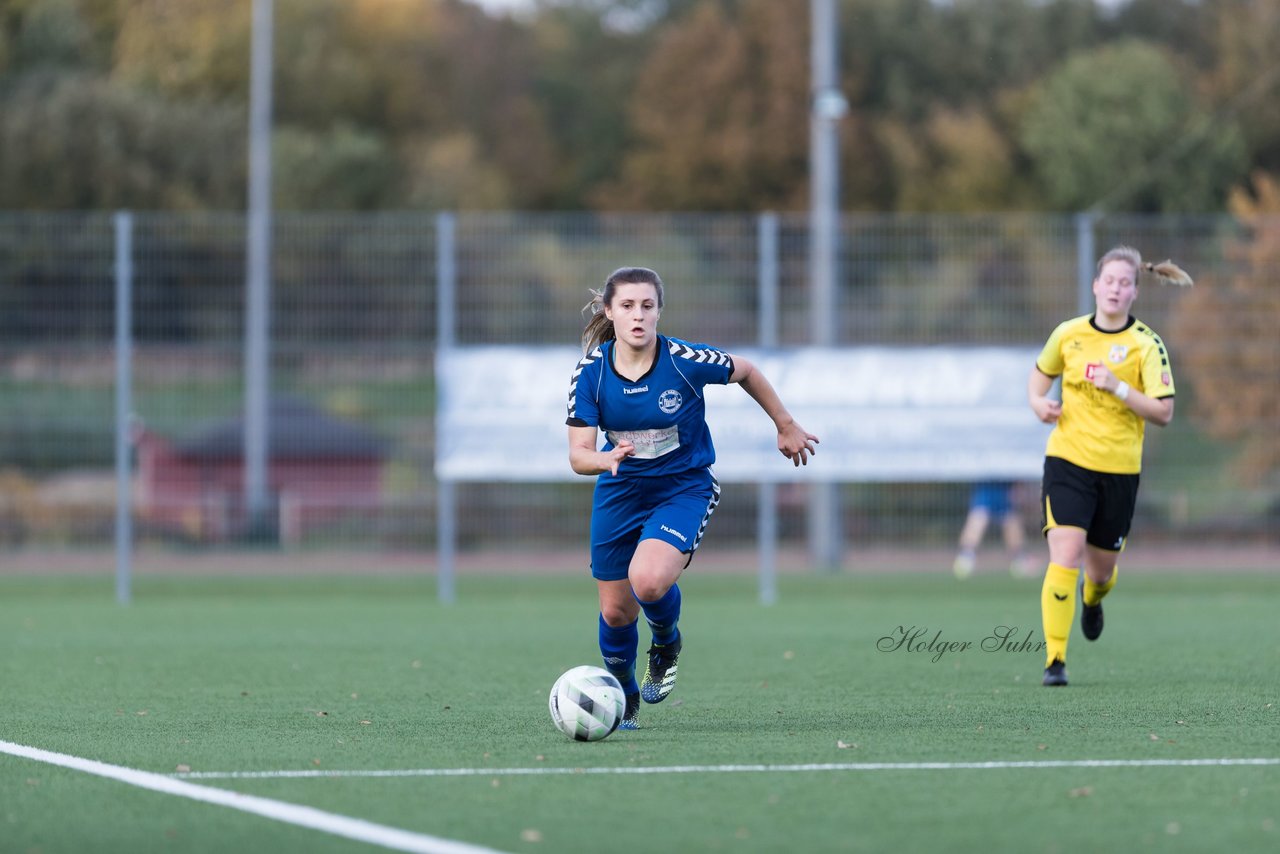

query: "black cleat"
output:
618 691 640 730
1081 601 1104 641
641 634 682 704
1042 659 1068 686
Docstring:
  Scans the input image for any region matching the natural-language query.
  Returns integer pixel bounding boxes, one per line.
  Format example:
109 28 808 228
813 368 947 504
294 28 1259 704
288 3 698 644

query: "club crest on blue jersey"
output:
566 335 733 476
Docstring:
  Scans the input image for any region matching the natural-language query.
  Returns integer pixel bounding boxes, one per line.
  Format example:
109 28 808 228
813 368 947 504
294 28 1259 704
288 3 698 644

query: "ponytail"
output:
1142 260 1194 287
581 289 614 353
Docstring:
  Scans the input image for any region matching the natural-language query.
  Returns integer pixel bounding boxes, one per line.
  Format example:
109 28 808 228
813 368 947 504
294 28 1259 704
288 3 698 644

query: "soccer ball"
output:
548 665 626 742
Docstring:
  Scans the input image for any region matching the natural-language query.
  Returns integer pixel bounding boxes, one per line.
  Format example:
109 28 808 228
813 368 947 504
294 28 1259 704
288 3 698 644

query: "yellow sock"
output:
1083 566 1118 607
1041 563 1079 667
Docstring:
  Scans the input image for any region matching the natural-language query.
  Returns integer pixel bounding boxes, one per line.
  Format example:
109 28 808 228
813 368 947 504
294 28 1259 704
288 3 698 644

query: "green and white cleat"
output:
618 691 640 730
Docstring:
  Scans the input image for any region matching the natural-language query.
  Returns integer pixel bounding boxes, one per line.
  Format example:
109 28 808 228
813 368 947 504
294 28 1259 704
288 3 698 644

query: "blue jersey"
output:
566 335 734 479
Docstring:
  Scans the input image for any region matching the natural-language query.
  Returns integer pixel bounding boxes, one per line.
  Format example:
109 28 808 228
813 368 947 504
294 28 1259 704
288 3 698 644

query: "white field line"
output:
174 757 1280 780
0 740 507 854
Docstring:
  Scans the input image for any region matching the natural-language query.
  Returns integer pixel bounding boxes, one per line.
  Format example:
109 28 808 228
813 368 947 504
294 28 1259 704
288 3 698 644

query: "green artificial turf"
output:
1 571 1276 853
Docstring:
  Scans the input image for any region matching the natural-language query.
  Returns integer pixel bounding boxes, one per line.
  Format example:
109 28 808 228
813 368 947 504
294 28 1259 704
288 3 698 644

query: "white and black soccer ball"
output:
548 665 625 742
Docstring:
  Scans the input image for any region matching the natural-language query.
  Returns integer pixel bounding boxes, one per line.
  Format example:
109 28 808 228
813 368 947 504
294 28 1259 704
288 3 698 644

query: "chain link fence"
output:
1 212 1275 562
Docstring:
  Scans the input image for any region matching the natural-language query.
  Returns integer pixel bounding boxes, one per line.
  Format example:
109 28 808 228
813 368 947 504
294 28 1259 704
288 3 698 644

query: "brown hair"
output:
580 266 666 353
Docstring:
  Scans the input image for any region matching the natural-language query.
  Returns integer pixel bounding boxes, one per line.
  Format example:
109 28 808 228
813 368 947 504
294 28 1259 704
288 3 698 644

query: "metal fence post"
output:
436 212 457 604
114 211 134 605
1076 212 1097 315
758 212 780 605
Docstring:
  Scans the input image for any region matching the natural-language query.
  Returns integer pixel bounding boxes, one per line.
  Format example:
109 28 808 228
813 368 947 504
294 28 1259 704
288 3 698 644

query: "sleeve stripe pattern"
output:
566 346 603 421
668 340 732 368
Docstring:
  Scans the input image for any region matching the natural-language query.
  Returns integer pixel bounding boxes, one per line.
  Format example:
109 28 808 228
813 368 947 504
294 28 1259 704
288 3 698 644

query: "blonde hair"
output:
580 266 666 353
1097 245 1194 287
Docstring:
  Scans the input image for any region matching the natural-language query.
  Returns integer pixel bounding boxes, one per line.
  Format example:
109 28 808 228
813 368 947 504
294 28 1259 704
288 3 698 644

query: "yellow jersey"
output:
1035 314 1175 474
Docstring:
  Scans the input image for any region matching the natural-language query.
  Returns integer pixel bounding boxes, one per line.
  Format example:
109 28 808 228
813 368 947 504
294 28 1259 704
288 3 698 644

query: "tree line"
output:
1 0 1277 213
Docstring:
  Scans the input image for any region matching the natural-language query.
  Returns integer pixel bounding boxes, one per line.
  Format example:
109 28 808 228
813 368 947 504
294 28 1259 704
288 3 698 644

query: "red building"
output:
136 397 388 543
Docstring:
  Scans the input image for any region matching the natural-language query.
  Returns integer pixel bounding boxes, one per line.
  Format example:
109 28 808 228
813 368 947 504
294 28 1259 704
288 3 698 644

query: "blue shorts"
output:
970 481 1014 516
589 468 721 582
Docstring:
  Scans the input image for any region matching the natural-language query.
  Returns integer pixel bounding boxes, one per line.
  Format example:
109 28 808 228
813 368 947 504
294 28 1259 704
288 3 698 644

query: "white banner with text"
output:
436 346 1050 483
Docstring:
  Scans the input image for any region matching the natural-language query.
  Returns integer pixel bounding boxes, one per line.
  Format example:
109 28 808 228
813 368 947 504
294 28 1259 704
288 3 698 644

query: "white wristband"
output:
1114 381 1130 401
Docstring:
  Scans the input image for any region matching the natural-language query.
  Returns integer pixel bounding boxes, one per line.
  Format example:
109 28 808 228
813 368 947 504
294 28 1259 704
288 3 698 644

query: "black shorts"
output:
1040 456 1140 552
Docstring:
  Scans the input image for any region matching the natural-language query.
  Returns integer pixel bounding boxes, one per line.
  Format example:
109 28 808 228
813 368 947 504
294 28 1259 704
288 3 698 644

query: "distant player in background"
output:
1028 245 1191 687
952 481 1036 579
567 266 819 729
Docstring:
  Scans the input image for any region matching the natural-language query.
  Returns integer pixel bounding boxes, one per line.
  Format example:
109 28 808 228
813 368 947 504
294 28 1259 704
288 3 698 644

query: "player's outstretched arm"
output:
729 354 819 467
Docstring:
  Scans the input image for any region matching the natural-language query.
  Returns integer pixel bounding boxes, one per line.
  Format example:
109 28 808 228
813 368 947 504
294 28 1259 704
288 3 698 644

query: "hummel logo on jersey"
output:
623 385 649 395
660 524 688 543
1053 592 1068 601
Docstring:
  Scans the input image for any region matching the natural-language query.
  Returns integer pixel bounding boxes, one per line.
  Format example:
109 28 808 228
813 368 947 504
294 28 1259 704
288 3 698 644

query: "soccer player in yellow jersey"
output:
1028 245 1191 686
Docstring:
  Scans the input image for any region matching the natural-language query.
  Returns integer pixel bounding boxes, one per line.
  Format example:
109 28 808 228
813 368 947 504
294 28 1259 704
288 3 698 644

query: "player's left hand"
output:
778 423 819 467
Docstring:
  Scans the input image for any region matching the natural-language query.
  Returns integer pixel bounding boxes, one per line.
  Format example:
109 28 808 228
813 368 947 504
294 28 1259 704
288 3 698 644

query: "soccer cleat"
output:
641 633 682 704
952 553 976 579
1081 601 1104 641
1042 659 1068 686
618 691 640 730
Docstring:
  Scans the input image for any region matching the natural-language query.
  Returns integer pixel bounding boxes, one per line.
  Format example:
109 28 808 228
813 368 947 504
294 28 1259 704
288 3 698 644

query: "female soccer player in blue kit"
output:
566 266 819 730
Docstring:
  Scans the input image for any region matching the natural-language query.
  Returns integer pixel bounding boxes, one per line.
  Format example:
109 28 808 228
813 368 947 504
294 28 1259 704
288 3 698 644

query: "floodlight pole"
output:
244 0 274 538
808 0 846 572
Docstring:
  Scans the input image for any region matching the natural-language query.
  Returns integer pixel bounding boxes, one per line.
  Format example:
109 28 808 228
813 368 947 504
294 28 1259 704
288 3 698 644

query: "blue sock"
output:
598 614 639 695
636 584 681 646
